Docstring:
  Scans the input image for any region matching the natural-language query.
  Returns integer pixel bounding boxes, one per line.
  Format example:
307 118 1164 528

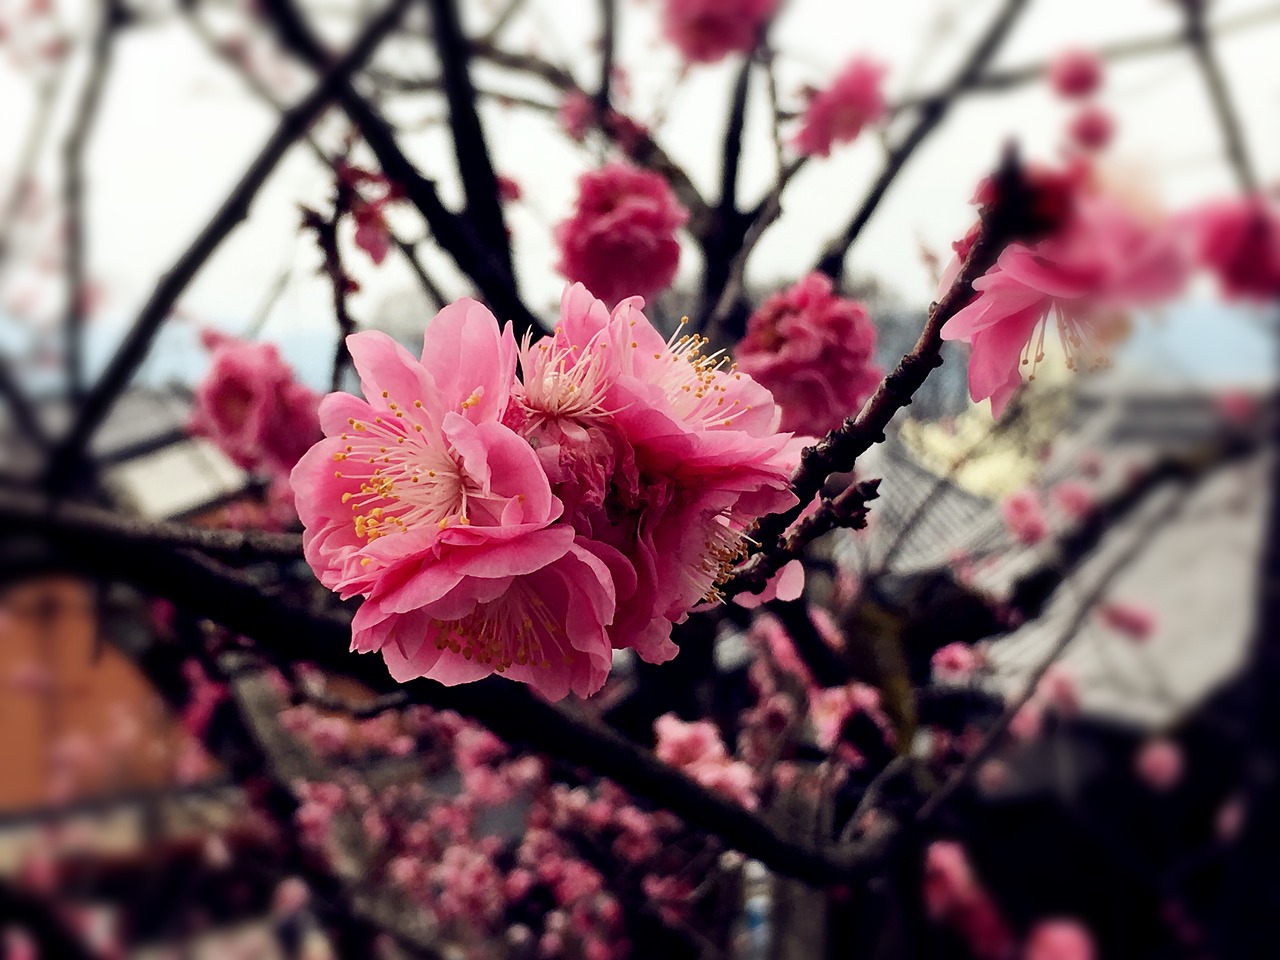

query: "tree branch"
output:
41 0 417 492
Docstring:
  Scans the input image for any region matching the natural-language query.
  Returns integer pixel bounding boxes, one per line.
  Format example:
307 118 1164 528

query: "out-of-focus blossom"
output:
554 163 688 306
1024 919 1097 960
941 181 1191 417
1002 489 1048 545
191 332 322 477
1184 194 1280 300
1047 49 1103 99
932 642 981 682
654 713 757 807
1136 738 1183 791
497 175 522 203
923 841 1015 960
661 0 776 64
1050 480 1095 522
791 57 887 158
1038 664 1078 716
559 90 595 142
1067 104 1114 151
1098 601 1156 642
736 272 881 435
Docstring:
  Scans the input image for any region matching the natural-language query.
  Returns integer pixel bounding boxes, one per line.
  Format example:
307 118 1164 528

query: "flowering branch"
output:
41 0 417 492
301 197 359 393
814 0 1030 281
741 150 1044 585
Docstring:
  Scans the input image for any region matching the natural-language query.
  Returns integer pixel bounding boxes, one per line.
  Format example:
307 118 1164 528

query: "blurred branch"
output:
10 496 893 888
0 358 49 450
41 0 417 492
0 882 98 960
61 2 118 403
184 2 450 317
261 0 542 336
425 0 516 285
814 0 1030 282
595 0 616 118
301 198 358 392
1180 0 1259 193
698 60 753 324
915 479 1195 824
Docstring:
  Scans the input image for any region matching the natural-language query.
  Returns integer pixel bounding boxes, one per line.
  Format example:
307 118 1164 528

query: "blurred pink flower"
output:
791 58 887 158
653 713 757 808
661 0 776 64
497 175 522 203
736 272 881 435
1047 49 1103 99
942 188 1191 417
191 334 322 477
559 90 594 141
1002 489 1048 545
1185 194 1280 300
1050 480 1095 521
291 299 615 701
1024 919 1096 960
1067 104 1114 151
923 841 1015 960
932 642 981 681
555 163 688 306
1136 738 1183 791
1098 601 1156 642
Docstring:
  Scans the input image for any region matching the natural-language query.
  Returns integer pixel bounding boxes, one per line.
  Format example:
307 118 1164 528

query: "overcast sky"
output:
2 0 1277 389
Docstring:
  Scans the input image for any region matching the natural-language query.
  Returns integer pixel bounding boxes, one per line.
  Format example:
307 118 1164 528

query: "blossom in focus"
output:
1067 104 1114 152
1024 919 1097 960
555 163 688 306
662 0 776 64
291 300 615 700
1184 194 1280 300
791 57 887 158
736 272 881 435
941 185 1191 417
1047 49 1103 99
190 331 321 478
1002 489 1048 545
510 284 800 664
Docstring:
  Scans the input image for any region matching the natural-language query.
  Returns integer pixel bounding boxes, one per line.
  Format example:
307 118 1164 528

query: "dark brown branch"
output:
813 0 1030 282
698 59 752 324
62 2 118 403
915 480 1195 824
425 0 515 283
740 151 1042 583
1180 0 1259 193
595 0 616 119
10 496 890 889
723 478 880 598
0 357 49 450
261 0 541 337
302 196 358 392
42 0 416 492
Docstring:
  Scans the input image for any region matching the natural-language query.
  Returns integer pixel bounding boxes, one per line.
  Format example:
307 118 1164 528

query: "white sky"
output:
1 0 1278 373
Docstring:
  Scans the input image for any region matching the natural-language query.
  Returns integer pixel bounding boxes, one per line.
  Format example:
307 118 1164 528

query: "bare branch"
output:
42 0 417 491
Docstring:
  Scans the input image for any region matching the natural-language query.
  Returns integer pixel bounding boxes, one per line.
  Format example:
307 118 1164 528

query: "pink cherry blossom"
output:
1184 194 1280 300
923 842 1015 960
736 272 881 435
291 299 615 701
791 58 887 158
1050 481 1094 521
661 0 776 64
1024 919 1097 960
191 333 321 477
511 284 799 664
1135 738 1182 791
1067 104 1114 151
932 642 981 681
559 90 595 141
497 175 522 203
555 163 688 306
810 682 891 753
1047 49 1103 99
653 713 757 808
941 186 1191 417
1098 600 1156 642
1002 489 1048 545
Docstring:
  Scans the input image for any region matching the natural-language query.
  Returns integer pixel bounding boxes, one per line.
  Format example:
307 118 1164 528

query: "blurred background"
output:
0 0 1277 957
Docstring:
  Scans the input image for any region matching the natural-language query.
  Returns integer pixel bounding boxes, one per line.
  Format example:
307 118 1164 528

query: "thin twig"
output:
41 0 417 491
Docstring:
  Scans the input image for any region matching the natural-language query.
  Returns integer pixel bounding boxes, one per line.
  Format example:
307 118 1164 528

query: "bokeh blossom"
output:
736 272 881 435
555 163 688 307
791 57 887 158
661 0 776 64
1047 49 1103 99
1184 194 1280 300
